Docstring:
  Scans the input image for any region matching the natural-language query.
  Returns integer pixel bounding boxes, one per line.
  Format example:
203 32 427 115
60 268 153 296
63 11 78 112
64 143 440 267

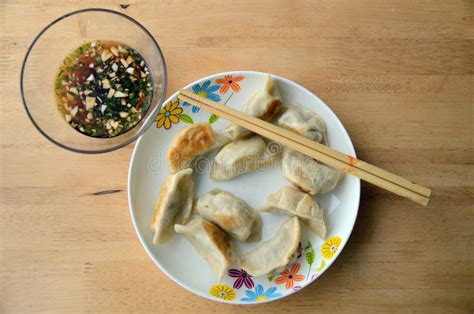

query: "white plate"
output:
128 71 360 304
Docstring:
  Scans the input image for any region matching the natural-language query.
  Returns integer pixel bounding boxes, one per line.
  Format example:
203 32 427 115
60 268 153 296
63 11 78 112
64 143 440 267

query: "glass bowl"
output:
21 8 167 153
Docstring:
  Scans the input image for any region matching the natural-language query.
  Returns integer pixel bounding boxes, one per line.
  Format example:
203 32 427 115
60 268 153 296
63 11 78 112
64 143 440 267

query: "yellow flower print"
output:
209 284 235 301
321 236 342 259
156 100 183 129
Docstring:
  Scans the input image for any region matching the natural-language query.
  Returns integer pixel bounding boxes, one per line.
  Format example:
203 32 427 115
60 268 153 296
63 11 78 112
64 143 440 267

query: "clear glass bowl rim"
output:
20 8 168 154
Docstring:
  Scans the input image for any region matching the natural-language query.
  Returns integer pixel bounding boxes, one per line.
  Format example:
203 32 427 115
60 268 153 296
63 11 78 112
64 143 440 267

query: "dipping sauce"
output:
54 40 153 137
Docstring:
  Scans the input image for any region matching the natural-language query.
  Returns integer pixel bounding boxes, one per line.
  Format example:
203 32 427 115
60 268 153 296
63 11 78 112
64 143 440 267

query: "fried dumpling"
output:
277 104 327 143
195 189 261 242
260 186 326 239
210 136 281 181
151 168 194 244
281 149 343 195
175 218 236 281
223 74 282 140
168 123 230 173
238 217 300 277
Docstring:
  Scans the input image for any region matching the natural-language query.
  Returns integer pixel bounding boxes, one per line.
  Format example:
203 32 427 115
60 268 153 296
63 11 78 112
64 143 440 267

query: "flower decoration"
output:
274 263 305 290
228 268 254 289
209 284 235 301
156 100 183 129
293 285 302 292
215 75 244 93
241 284 282 302
183 80 221 113
305 240 315 277
322 236 342 259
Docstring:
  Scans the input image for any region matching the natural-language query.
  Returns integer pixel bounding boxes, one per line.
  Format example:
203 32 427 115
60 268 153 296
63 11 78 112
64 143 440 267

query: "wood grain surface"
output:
1 1 473 312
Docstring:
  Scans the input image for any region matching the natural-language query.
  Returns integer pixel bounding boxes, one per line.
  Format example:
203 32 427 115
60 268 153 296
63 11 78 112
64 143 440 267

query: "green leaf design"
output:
305 240 315 278
267 275 275 282
314 259 326 272
179 113 193 124
208 113 219 124
305 241 315 265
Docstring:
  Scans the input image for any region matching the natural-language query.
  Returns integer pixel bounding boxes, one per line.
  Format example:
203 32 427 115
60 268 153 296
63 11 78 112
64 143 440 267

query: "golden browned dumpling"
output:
195 189 261 242
175 218 236 281
151 168 194 244
168 123 230 173
223 74 282 140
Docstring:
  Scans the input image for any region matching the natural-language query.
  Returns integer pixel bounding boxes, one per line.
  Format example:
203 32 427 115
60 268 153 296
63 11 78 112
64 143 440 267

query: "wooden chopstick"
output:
178 90 431 206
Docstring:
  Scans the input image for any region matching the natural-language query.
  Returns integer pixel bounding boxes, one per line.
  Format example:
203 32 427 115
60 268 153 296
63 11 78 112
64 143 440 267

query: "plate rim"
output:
128 70 361 304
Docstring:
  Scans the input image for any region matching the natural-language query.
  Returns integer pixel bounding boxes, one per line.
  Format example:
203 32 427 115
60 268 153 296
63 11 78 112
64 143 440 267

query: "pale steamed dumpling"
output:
168 123 230 173
175 218 236 281
260 186 326 239
195 189 261 242
223 74 282 140
238 217 300 277
281 149 343 195
277 104 327 143
151 168 194 244
210 136 281 181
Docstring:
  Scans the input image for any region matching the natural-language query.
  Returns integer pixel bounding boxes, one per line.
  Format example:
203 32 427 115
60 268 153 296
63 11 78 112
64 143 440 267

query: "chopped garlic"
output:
85 97 96 110
89 63 94 68
126 55 133 65
87 112 93 119
114 91 128 98
109 72 116 78
126 67 135 74
101 50 112 62
102 79 111 89
119 112 129 118
110 46 119 57
112 63 118 72
86 74 94 81
97 67 103 73
70 106 78 117
107 89 115 98
69 87 78 94
84 90 92 96
118 45 127 53
65 114 72 122
120 58 128 68
100 105 107 113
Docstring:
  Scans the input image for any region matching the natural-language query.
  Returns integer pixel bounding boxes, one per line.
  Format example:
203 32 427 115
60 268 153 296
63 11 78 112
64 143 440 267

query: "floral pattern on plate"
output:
156 75 246 129
241 284 281 302
208 237 343 302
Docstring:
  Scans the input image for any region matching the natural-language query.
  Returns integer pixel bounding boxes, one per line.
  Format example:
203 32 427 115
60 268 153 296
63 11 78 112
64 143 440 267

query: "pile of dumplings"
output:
151 74 344 281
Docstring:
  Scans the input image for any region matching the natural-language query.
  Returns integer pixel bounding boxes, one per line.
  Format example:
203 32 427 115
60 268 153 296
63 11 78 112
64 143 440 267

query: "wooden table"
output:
1 1 473 312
